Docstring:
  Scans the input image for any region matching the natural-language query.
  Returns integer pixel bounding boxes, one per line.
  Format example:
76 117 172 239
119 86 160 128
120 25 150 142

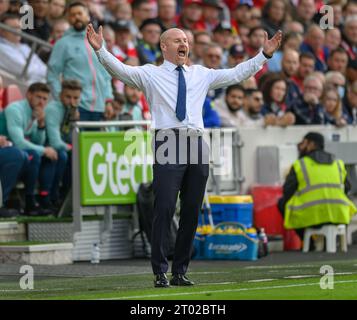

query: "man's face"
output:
158 0 176 20
203 47 222 69
27 90 49 112
49 0 65 19
303 79 323 103
298 139 310 158
142 24 161 46
0 0 9 15
193 34 211 59
249 29 265 50
52 21 69 41
161 29 189 65
228 53 246 67
297 0 315 21
29 0 49 19
203 5 220 21
60 88 81 108
325 28 341 51
124 85 141 105
183 3 202 23
307 28 325 52
134 2 155 22
328 52 348 73
226 89 244 112
298 57 315 78
246 92 263 114
347 85 357 108
68 5 90 31
344 20 357 46
213 30 234 50
282 52 299 77
115 29 131 47
234 5 250 25
0 17 21 44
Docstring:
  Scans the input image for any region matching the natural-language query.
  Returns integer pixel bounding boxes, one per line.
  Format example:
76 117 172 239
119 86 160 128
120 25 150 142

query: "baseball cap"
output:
213 21 232 33
236 0 254 8
229 43 245 57
139 18 163 32
184 0 203 6
110 20 131 32
202 0 224 9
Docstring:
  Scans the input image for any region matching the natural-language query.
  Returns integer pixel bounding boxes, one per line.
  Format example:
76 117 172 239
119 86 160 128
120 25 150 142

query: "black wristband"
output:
263 51 273 59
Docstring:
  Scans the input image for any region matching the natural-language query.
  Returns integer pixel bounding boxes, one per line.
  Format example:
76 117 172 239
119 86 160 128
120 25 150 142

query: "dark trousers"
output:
0 147 25 204
151 129 209 275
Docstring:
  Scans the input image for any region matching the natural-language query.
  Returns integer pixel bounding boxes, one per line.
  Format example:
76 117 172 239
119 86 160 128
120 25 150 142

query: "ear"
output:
160 42 166 53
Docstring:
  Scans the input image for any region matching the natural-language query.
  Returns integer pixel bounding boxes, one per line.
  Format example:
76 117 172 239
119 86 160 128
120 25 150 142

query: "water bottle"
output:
258 228 269 258
91 243 100 264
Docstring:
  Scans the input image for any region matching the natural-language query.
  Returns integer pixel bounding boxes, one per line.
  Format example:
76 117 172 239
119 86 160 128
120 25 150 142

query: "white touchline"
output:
99 280 357 300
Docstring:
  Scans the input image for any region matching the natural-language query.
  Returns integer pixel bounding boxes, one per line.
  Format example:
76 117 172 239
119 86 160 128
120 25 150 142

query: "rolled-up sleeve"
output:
208 51 267 90
96 46 146 91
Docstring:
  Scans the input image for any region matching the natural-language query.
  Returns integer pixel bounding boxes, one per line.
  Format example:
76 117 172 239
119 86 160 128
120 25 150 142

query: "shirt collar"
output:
162 59 189 72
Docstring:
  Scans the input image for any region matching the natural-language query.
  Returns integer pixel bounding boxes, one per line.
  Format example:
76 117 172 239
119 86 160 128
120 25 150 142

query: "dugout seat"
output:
2 84 23 108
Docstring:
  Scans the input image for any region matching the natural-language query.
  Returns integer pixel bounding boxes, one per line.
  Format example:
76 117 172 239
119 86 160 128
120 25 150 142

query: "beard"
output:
226 101 241 113
73 21 87 31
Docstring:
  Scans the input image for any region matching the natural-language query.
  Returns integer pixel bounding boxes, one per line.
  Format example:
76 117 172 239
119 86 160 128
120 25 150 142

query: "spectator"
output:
176 0 205 31
294 0 316 32
202 43 224 99
241 76 257 89
327 47 349 74
102 0 120 24
238 24 250 49
132 0 156 37
290 74 325 125
330 1 343 28
192 30 211 64
3 83 62 216
280 48 302 106
0 14 47 85
201 0 224 33
7 0 21 14
267 31 303 73
347 57 357 83
49 18 70 45
183 29 194 65
0 0 9 15
343 0 357 19
325 28 342 53
343 80 357 124
300 24 328 72
261 74 296 126
231 0 253 34
24 0 51 42
120 84 144 123
47 0 66 26
0 135 24 217
112 92 125 119
284 20 304 35
291 52 315 92
136 18 163 65
246 6 262 29
321 85 347 127
212 21 235 68
237 88 276 127
325 71 346 99
45 80 81 205
214 84 245 127
278 132 356 242
227 43 247 68
47 1 113 121
261 0 288 38
157 0 177 30
341 14 357 61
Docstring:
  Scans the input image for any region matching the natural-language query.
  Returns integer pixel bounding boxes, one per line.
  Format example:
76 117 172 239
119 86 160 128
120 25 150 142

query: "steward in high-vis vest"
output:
278 132 357 239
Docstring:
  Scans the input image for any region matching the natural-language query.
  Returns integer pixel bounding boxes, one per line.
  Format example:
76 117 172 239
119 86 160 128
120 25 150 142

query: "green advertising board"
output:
79 131 153 205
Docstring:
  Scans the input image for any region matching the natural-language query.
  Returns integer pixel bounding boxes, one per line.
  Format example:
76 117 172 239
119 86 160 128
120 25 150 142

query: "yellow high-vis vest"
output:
284 156 357 229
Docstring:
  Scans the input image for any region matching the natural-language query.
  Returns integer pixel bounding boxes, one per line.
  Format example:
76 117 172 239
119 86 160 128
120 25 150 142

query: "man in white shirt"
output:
0 14 47 85
87 23 282 287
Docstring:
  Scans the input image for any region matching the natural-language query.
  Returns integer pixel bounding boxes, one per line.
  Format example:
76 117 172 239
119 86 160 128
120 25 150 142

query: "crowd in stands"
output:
1 0 357 217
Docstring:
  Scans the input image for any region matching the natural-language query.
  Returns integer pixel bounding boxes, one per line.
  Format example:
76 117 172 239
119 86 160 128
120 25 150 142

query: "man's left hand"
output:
263 30 283 58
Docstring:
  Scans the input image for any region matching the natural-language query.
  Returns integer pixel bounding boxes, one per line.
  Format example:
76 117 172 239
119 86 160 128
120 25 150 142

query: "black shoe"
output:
170 274 194 286
25 201 53 217
154 273 170 288
0 207 20 218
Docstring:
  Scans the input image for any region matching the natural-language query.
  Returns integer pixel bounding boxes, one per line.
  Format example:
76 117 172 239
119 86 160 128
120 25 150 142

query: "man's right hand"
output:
43 147 58 161
87 23 103 51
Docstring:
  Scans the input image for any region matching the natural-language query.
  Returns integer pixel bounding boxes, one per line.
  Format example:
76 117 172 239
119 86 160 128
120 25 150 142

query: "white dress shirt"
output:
96 46 267 130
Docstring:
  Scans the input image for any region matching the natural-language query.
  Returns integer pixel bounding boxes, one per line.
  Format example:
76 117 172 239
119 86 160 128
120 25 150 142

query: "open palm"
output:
86 23 103 51
263 30 283 57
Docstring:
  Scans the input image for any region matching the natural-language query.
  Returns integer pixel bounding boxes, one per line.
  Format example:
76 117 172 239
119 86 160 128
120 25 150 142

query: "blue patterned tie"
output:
175 65 186 121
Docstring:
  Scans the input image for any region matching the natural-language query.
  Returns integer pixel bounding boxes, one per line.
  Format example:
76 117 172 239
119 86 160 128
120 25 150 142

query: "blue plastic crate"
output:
201 203 253 228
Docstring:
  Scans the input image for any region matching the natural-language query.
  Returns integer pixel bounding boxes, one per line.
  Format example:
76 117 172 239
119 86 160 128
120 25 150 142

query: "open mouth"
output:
177 49 186 57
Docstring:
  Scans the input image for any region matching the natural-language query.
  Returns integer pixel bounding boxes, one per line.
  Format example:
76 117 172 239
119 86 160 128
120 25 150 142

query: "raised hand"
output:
263 30 283 57
86 23 103 51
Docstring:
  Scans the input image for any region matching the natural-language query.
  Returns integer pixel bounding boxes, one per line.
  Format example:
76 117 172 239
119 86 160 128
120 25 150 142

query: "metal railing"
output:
0 22 52 80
